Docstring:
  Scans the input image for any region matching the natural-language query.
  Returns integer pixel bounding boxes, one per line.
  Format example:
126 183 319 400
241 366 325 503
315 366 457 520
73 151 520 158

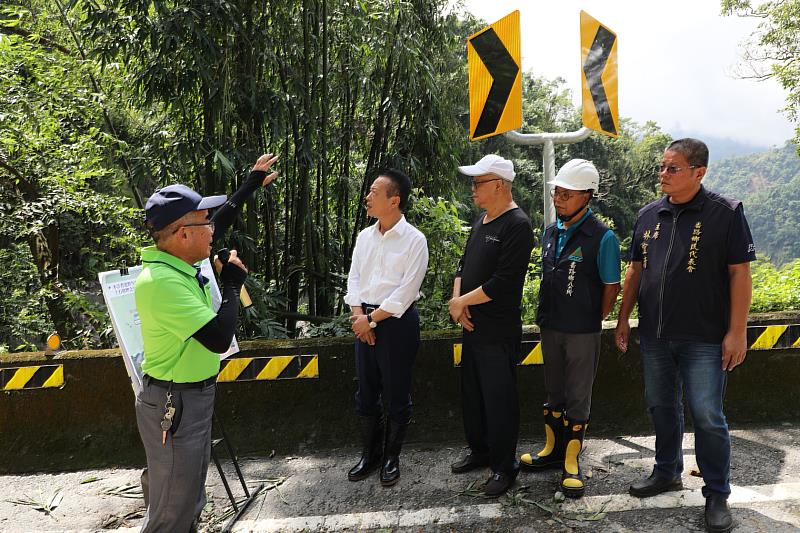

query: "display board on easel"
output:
98 259 239 395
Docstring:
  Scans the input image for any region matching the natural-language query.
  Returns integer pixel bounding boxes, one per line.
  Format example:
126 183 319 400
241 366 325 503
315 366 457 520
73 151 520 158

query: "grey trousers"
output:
540 329 601 421
135 377 216 533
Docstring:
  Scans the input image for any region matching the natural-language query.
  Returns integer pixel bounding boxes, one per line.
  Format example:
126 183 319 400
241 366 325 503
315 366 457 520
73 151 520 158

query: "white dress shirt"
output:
344 215 428 317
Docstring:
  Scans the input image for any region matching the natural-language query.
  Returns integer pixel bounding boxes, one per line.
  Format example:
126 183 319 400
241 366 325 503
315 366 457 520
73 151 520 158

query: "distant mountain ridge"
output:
704 142 800 264
666 129 772 161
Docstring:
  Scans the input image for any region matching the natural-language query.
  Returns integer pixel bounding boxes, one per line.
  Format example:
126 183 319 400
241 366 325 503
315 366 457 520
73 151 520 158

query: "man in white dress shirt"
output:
344 168 429 487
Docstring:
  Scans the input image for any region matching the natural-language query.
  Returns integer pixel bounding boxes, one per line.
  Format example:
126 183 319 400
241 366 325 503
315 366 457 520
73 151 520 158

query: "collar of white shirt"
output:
368 214 409 238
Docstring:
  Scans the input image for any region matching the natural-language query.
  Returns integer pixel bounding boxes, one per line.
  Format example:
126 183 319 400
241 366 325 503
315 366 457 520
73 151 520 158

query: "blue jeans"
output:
639 336 731 497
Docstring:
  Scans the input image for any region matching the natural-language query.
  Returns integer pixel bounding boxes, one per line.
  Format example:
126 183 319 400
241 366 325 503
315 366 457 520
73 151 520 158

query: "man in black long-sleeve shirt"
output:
448 154 535 497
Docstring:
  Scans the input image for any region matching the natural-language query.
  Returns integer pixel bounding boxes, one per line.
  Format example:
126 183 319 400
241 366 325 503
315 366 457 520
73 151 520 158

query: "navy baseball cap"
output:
145 184 227 231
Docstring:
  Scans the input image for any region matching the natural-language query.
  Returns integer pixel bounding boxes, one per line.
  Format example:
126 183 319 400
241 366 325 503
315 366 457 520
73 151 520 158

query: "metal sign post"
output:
504 127 592 227
471 10 617 228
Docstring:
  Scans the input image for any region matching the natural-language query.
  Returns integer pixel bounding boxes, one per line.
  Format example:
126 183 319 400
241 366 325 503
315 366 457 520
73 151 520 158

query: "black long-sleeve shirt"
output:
456 207 535 341
191 169 266 352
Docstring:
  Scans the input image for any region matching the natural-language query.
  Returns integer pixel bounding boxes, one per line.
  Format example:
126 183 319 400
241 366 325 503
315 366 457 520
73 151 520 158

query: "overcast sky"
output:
460 0 795 148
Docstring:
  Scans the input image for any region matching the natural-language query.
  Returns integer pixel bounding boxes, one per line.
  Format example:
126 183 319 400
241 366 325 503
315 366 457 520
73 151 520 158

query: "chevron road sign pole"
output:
503 11 617 228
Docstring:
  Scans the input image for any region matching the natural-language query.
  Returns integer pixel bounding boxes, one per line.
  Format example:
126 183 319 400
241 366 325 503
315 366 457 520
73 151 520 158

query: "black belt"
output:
144 374 217 390
361 302 415 315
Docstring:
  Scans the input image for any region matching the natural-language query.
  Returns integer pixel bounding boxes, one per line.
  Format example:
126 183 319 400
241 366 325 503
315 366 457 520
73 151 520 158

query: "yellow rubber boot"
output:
520 404 565 471
560 417 587 498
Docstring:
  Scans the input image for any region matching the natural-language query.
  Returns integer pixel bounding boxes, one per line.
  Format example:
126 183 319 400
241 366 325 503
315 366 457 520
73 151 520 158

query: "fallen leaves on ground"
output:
102 482 144 499
7 489 64 516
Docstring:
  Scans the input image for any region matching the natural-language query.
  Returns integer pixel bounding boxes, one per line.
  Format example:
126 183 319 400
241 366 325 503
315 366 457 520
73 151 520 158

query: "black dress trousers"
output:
354 306 420 425
460 336 520 474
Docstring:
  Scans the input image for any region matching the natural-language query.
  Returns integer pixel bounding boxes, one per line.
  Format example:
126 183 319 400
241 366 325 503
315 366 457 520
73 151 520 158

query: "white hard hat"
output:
458 154 516 182
549 159 599 191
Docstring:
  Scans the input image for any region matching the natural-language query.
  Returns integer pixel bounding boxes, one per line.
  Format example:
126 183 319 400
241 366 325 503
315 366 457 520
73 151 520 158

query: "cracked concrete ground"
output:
1 426 798 532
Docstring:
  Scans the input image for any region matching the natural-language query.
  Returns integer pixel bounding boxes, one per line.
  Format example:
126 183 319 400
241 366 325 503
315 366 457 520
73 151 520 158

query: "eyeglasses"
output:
659 164 700 175
471 178 502 189
549 189 587 201
172 221 215 234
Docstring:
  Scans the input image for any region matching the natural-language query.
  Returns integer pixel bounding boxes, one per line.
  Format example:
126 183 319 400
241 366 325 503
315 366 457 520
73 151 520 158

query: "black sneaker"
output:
629 472 683 498
451 453 490 474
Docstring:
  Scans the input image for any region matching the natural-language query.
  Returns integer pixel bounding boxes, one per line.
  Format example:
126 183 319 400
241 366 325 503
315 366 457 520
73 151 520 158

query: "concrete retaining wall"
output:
2 313 800 474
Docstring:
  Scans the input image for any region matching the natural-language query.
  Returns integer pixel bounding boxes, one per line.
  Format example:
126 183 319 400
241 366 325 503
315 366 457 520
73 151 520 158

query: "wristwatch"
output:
367 313 378 329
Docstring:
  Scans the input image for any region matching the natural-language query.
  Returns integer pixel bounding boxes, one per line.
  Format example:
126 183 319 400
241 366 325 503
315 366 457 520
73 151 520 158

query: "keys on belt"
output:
161 392 176 445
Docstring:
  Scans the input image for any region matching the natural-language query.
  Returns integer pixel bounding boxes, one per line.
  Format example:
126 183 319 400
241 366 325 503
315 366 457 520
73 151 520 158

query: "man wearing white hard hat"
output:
519 159 621 498
448 154 535 497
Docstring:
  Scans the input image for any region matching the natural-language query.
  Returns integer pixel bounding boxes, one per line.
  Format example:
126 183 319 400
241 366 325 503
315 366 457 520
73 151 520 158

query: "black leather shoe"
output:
629 472 683 497
705 493 733 533
483 470 517 497
451 452 490 474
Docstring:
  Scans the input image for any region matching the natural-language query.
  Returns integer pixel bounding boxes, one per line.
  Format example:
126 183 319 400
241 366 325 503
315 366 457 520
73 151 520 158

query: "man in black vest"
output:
520 159 620 498
615 139 755 533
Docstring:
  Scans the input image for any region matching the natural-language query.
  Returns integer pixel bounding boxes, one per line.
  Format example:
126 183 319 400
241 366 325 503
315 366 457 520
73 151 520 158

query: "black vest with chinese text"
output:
536 213 608 333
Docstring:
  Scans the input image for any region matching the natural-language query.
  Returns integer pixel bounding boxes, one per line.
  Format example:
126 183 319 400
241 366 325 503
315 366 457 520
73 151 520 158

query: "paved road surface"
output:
1 426 798 532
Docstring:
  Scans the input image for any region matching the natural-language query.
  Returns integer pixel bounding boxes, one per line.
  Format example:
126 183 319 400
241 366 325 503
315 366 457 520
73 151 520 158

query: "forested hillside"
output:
1 0 799 352
705 143 800 265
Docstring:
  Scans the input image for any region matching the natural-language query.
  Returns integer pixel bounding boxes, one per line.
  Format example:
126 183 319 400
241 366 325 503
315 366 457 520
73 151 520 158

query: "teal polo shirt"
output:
135 246 219 382
556 208 621 284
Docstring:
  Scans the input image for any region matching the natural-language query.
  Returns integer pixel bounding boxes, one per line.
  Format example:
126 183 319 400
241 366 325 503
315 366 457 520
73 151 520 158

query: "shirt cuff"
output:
343 293 362 307
481 280 497 301
379 299 407 316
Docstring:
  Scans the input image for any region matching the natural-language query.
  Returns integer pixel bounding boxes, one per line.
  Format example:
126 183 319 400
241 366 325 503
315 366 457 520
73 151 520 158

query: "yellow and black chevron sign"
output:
748 324 800 351
1 364 65 391
218 355 318 383
453 341 543 367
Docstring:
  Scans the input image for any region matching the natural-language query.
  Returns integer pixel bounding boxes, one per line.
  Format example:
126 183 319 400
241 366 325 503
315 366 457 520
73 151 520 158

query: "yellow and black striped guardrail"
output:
452 323 800 367
748 324 800 350
1 365 65 391
453 341 543 367
217 355 319 383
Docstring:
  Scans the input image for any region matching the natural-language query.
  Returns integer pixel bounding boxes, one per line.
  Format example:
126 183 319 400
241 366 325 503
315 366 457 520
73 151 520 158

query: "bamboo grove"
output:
2 0 477 345
82 0 475 327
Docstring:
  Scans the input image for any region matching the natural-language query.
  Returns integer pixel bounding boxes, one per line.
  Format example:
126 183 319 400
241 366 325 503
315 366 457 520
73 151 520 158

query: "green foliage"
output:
705 142 800 264
81 0 471 332
1 0 145 350
0 247 53 351
303 313 352 338
751 258 800 311
235 274 290 340
521 248 542 325
407 191 468 330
